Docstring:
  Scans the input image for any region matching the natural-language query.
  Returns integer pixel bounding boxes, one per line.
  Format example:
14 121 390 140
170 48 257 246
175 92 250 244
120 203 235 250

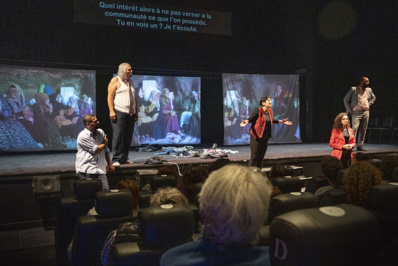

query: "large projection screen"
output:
0 65 96 152
223 74 301 145
129 75 201 146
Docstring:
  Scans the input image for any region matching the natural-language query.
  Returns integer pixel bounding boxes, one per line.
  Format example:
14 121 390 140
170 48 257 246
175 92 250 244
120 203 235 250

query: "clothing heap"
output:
200 148 239 159
154 146 195 156
145 156 167 164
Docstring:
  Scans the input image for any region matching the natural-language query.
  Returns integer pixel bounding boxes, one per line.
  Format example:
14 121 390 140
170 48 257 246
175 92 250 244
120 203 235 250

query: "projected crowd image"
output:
130 75 201 146
0 65 96 152
223 74 301 145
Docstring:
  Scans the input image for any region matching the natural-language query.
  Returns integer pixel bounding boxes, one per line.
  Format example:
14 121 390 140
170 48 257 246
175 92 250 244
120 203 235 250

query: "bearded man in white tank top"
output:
107 63 138 166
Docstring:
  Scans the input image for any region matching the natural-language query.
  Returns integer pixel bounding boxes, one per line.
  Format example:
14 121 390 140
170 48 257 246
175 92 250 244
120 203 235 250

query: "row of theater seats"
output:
55 172 398 265
54 175 193 266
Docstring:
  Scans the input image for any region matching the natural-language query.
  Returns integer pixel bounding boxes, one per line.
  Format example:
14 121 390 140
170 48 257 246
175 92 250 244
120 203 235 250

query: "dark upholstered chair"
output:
370 183 398 247
149 174 177 192
317 188 346 207
257 192 316 246
269 205 381 266
191 181 204 207
138 174 178 209
268 192 317 222
107 204 194 266
369 158 382 168
54 178 102 266
304 176 329 194
270 176 302 194
70 189 137 266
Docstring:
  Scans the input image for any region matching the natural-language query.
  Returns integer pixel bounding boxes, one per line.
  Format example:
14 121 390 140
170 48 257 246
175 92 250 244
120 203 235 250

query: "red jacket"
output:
329 128 356 159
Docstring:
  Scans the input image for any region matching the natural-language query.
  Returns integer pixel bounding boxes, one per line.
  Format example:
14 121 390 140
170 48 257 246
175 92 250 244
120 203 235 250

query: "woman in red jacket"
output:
330 112 356 168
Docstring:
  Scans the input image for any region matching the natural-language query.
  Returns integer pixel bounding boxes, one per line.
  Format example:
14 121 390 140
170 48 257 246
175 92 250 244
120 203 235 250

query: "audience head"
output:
149 187 188 206
343 161 382 206
321 156 343 184
207 158 233 174
116 180 140 210
157 165 179 179
199 164 272 245
269 163 289 179
353 152 370 163
379 155 398 181
178 164 208 197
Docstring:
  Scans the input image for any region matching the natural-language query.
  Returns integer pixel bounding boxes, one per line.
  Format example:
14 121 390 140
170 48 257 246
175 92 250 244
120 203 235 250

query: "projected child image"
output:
0 65 96 152
130 75 201 146
223 74 301 145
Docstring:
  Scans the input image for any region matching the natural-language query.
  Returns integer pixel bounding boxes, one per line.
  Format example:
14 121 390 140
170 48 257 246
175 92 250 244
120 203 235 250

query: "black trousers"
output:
249 134 270 169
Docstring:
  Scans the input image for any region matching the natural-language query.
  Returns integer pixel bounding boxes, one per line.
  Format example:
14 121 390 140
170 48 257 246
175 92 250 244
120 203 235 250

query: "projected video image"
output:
223 74 301 145
130 75 201 146
0 65 96 152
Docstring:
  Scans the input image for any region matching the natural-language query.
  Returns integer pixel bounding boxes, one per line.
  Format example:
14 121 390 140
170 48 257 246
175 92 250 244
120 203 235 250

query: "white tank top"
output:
114 76 136 114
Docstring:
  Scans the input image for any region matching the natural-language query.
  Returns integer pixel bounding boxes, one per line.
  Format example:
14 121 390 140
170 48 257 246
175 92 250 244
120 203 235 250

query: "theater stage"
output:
1 143 398 181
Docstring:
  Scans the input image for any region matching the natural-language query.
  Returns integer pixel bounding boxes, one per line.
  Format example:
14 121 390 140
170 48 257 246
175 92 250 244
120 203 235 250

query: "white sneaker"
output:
112 162 120 166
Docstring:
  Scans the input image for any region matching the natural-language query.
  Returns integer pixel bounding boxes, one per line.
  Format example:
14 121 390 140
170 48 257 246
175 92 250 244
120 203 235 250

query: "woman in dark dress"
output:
240 96 292 169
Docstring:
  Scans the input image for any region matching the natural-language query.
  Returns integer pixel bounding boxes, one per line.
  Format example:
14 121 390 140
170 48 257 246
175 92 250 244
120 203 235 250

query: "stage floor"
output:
1 143 398 178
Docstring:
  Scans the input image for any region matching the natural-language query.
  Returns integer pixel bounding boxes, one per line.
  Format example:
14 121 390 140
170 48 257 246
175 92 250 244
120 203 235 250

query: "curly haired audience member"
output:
343 161 382 207
161 164 273 266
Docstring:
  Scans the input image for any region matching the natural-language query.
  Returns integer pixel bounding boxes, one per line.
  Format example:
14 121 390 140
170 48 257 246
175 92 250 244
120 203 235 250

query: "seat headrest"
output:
270 205 381 266
138 204 194 249
371 183 398 215
304 176 329 194
268 192 316 221
74 178 102 199
318 188 346 207
95 189 133 218
369 158 382 168
149 175 177 192
270 176 302 193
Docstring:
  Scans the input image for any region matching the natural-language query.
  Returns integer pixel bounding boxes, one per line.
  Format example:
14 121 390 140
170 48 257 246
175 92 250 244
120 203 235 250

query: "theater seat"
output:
148 174 177 192
270 176 302 194
54 178 102 266
268 192 317 223
270 205 381 266
318 188 346 207
304 176 329 194
370 183 398 246
70 189 137 266
107 204 194 266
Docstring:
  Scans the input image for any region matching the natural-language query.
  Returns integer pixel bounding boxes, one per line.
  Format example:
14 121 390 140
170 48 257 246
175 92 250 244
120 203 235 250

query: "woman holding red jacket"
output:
330 113 356 168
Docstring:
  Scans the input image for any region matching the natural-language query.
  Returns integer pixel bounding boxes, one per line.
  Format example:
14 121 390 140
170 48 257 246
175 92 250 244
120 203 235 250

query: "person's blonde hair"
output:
149 187 188 206
199 164 272 245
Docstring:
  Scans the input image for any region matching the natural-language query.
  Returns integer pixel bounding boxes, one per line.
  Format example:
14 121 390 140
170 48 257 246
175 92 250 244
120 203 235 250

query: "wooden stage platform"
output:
1 143 398 182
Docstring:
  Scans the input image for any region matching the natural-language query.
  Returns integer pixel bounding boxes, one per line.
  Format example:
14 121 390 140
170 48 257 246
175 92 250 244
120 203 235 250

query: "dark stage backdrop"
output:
222 74 301 145
0 64 96 152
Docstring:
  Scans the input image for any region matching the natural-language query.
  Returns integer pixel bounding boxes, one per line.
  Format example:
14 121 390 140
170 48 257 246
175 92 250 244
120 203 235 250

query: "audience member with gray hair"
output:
161 164 272 266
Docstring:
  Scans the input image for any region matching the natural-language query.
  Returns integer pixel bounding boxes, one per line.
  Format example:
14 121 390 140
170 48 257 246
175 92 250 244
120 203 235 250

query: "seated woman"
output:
161 165 273 266
6 84 25 118
101 187 188 266
31 93 64 148
161 88 183 137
